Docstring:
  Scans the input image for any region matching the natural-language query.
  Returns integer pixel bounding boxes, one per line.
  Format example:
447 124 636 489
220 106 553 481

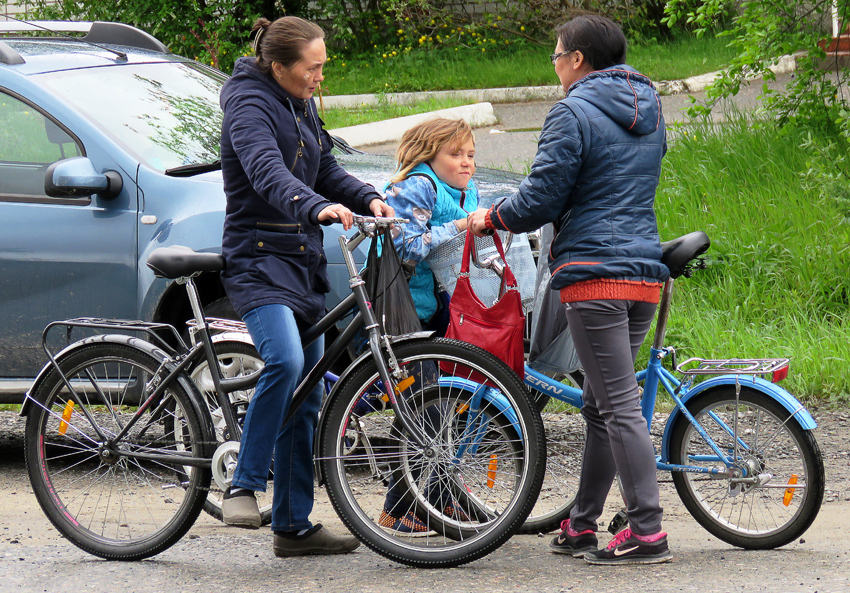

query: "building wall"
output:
2 2 58 19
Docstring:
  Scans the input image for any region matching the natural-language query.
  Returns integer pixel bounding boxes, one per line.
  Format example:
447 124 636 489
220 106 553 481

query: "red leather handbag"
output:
442 232 525 379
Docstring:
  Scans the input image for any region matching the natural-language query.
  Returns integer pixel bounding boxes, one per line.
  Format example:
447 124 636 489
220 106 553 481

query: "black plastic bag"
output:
365 228 421 336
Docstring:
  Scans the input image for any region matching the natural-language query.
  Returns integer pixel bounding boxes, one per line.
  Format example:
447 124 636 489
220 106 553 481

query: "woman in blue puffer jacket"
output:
470 15 672 565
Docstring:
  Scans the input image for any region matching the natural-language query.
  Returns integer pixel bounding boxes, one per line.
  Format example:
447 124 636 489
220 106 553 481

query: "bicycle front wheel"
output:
319 338 545 568
669 386 824 549
24 342 213 560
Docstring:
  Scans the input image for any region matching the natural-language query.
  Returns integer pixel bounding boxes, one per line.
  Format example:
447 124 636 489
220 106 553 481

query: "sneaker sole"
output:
584 551 673 565
549 545 597 558
380 526 437 538
222 515 262 529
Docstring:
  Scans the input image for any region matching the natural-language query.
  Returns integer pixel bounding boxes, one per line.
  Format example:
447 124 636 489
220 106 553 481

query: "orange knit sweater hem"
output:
559 278 663 304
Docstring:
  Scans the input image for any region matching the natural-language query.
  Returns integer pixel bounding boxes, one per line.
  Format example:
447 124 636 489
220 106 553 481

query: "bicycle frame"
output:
518 274 817 479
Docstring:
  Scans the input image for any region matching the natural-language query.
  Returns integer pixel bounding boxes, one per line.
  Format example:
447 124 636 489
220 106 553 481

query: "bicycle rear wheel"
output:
319 338 545 568
24 342 213 560
669 386 824 549
187 340 273 525
519 371 585 534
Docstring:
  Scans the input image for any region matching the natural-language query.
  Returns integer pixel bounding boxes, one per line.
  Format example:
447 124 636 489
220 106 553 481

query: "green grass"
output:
320 97 471 129
649 117 850 405
320 34 737 96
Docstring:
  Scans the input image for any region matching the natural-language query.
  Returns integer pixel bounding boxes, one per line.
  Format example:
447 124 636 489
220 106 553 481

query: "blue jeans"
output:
232 304 324 532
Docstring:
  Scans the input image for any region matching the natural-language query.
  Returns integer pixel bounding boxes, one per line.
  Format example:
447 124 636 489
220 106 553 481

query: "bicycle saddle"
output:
660 231 710 279
146 245 224 279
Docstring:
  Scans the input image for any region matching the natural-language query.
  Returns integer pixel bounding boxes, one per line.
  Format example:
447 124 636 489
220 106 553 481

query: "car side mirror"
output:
44 157 123 200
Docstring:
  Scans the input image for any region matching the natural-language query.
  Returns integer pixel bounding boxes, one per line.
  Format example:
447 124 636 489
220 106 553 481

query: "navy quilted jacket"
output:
219 57 381 321
487 65 670 301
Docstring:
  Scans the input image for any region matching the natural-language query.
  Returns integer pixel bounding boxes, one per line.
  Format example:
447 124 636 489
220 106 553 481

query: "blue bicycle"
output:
194 230 825 549
515 231 824 549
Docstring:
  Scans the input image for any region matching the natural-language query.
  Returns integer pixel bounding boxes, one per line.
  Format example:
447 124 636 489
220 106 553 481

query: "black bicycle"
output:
21 216 545 568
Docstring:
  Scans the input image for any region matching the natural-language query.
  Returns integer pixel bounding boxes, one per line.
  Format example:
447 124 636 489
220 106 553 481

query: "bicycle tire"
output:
187 340 273 525
24 342 213 560
319 338 545 568
518 371 584 534
668 385 824 549
387 385 523 540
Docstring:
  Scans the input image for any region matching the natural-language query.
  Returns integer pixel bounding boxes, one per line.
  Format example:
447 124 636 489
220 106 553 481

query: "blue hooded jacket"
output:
219 57 382 321
384 163 478 321
486 65 670 302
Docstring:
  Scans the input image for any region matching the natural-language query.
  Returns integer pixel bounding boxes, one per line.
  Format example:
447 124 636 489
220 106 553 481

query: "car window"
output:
0 90 83 201
37 61 225 173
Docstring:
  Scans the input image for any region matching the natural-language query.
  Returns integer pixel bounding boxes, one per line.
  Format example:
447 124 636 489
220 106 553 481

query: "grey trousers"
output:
565 299 663 536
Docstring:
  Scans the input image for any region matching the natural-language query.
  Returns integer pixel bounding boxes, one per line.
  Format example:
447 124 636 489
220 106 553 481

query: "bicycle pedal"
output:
607 509 628 535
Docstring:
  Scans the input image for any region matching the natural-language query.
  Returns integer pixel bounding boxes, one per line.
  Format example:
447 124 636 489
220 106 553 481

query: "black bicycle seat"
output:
146 245 224 279
660 231 710 279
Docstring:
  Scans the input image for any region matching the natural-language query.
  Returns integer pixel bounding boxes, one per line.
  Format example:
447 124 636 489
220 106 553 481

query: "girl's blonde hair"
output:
391 118 475 183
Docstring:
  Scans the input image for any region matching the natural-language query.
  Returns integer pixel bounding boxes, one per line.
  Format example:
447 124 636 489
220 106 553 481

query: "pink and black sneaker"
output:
584 528 672 565
549 519 599 557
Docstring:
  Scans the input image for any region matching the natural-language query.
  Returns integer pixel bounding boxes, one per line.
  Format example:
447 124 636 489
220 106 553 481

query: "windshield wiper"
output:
165 160 222 177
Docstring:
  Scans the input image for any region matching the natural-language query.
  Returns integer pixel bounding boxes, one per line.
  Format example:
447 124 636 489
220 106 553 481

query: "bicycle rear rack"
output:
185 317 247 337
42 317 186 357
676 357 790 376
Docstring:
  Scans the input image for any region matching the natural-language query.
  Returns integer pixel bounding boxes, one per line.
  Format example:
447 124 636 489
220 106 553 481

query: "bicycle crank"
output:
211 441 241 491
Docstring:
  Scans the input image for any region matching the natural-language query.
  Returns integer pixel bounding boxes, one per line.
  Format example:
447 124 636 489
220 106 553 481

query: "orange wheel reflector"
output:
58 400 75 435
783 474 798 506
487 454 498 488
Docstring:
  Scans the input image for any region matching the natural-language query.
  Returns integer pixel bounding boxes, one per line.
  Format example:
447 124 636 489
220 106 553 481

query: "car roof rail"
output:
0 20 169 54
0 40 25 65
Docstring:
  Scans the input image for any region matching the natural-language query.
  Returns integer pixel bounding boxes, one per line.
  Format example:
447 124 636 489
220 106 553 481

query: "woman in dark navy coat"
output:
218 15 393 557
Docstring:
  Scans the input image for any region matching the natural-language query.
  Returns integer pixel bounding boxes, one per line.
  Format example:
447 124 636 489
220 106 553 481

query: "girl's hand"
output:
318 203 354 230
467 208 491 237
369 198 395 218
454 216 469 232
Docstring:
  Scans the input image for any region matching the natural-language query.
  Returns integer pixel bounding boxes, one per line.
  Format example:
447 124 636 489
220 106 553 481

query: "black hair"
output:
555 15 627 71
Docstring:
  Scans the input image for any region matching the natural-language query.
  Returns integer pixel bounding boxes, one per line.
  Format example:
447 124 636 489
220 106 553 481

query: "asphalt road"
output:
2 408 849 593
361 72 797 172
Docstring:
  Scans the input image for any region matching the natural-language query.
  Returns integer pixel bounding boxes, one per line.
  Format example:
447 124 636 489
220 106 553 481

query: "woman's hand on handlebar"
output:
369 198 395 219
468 208 494 237
318 203 354 230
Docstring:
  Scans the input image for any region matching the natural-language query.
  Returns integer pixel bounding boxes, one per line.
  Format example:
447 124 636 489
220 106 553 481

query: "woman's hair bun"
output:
251 17 271 53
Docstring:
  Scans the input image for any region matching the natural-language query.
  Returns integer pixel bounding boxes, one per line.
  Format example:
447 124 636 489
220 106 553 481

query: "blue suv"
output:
0 20 522 401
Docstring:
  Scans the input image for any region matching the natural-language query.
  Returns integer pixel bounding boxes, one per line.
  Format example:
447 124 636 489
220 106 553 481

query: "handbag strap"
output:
459 231 519 288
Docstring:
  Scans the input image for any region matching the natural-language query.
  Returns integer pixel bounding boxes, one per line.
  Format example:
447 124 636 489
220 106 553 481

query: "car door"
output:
0 89 138 379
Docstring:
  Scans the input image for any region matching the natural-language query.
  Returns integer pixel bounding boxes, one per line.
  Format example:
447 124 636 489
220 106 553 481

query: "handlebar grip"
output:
482 228 495 236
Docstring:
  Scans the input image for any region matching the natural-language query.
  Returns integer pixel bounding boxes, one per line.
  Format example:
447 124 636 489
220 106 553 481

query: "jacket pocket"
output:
252 228 310 291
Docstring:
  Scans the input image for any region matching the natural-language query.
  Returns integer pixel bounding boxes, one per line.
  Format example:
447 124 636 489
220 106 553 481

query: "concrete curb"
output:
328 101 497 147
325 54 798 147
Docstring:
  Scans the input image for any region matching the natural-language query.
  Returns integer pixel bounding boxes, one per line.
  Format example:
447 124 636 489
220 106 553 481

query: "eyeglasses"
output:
550 51 569 66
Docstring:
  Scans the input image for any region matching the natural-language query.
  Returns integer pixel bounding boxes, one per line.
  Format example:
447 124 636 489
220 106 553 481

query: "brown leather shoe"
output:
221 488 261 529
273 525 360 557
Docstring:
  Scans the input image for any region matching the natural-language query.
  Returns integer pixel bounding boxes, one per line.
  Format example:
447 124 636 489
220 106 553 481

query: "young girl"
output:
377 117 478 532
384 118 478 330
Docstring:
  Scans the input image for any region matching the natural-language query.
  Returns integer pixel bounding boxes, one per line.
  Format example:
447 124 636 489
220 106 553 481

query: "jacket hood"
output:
567 65 661 136
220 56 305 111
